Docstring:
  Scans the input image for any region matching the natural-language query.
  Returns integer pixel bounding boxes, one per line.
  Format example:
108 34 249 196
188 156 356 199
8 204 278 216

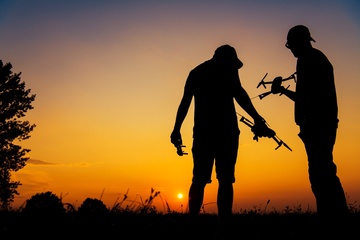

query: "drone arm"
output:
259 91 272 99
256 73 268 88
278 86 296 101
239 114 292 151
239 116 254 128
257 72 297 90
272 135 292 151
279 85 290 96
281 72 297 83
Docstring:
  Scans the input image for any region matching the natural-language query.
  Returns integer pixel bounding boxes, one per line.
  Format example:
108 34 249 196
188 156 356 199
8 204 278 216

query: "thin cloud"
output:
27 158 103 167
27 159 56 165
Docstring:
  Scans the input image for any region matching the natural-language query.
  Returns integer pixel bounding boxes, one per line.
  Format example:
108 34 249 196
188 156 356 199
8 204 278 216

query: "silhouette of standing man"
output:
271 25 348 220
171 44 275 225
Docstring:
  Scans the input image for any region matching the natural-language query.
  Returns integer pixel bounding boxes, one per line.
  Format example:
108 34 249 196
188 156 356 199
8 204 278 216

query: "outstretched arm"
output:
234 86 275 139
234 86 263 122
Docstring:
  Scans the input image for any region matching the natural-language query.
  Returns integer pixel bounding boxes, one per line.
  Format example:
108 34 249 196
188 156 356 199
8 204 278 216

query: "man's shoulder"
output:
311 48 329 60
192 59 213 72
301 48 331 66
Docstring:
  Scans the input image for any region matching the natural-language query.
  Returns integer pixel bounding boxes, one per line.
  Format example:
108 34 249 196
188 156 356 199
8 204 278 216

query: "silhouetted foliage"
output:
22 191 65 215
0 188 359 238
78 197 109 216
0 60 36 211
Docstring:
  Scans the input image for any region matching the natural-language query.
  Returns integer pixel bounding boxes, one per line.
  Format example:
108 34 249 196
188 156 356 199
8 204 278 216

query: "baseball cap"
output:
287 25 316 43
213 44 243 69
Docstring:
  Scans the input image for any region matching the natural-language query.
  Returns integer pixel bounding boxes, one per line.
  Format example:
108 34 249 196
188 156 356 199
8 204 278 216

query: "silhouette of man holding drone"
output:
170 44 275 226
271 25 348 221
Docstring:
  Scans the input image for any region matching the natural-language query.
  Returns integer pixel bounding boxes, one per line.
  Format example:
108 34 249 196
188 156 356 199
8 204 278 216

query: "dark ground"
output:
1 211 360 239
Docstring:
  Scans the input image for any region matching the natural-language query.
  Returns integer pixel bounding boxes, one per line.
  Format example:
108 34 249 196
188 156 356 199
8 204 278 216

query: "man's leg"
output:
188 182 206 222
217 181 233 225
215 135 238 225
301 127 348 217
189 137 214 222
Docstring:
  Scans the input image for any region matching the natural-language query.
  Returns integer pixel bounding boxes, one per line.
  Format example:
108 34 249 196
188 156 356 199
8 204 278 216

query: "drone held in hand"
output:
237 113 292 151
176 144 188 156
252 72 297 100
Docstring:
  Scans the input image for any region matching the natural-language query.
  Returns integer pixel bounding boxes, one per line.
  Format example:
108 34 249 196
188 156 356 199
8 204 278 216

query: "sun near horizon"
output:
1 0 359 212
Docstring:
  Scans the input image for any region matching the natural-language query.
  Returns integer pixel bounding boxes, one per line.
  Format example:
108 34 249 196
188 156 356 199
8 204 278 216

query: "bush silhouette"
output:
22 191 65 215
77 197 109 216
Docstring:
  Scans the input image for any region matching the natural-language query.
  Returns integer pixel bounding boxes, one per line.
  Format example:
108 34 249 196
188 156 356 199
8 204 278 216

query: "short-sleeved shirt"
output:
295 48 338 128
185 59 241 138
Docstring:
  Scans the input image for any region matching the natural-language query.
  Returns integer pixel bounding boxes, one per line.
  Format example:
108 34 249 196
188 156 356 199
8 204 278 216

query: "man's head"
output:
213 44 243 69
285 25 315 57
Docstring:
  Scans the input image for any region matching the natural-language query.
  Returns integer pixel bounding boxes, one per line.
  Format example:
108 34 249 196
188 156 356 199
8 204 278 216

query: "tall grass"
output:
6 187 360 215
1 188 360 239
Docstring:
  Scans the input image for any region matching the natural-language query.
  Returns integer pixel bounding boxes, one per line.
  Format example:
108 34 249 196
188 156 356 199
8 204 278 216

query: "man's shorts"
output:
191 135 239 184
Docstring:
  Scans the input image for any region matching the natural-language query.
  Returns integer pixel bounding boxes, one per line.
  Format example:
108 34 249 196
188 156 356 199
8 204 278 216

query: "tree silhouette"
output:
0 60 36 211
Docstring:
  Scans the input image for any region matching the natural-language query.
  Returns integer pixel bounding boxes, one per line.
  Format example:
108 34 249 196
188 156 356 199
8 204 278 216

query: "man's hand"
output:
170 130 182 147
251 119 276 140
271 76 283 94
171 130 187 156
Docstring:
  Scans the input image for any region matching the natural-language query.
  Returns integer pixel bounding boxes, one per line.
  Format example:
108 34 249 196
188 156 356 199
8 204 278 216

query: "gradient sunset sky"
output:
1 0 360 213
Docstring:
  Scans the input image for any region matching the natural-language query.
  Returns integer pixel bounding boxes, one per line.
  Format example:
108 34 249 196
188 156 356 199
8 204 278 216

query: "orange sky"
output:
1 0 360 213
